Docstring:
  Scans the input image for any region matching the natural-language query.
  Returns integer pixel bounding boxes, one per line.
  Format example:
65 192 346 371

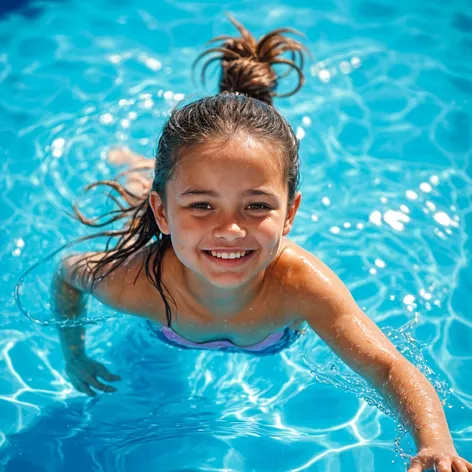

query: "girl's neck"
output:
175 254 268 318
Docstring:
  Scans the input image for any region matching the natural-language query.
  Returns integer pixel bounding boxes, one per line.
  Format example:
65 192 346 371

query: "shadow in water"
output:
0 0 65 19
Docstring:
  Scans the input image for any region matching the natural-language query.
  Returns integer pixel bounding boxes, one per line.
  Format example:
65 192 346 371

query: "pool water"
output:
1 0 471 470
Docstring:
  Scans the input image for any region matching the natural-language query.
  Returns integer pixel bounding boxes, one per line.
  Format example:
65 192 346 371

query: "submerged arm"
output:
52 251 120 359
51 252 125 395
52 266 88 360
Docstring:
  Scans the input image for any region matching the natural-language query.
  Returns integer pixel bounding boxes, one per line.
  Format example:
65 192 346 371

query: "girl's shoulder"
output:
275 238 331 285
273 239 342 317
79 243 172 324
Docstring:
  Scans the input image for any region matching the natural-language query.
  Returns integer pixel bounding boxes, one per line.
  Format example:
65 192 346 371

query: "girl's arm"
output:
51 248 160 395
291 247 471 472
52 268 87 360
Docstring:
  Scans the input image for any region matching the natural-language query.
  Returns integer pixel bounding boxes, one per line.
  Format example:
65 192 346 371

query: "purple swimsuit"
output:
148 322 303 356
160 326 285 351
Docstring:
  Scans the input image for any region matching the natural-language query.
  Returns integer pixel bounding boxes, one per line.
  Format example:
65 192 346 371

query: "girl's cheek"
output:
177 218 207 235
257 218 281 236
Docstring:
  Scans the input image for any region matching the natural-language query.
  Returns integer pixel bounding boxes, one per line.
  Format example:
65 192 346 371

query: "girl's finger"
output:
81 382 96 397
70 379 85 394
87 376 117 393
457 457 472 472
407 463 423 472
437 458 452 472
451 457 468 472
96 364 121 382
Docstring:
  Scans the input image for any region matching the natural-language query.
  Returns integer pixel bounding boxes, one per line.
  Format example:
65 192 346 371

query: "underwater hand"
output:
407 446 472 471
65 355 121 397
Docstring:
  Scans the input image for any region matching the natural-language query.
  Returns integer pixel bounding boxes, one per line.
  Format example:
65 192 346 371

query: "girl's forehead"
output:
175 135 284 175
168 137 287 194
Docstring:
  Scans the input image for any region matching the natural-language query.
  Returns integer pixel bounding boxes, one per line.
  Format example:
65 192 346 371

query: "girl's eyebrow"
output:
179 187 280 201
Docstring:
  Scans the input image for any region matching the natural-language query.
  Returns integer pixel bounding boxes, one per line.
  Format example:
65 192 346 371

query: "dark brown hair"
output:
74 14 310 326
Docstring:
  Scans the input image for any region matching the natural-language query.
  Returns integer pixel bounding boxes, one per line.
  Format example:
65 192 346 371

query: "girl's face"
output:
150 134 301 289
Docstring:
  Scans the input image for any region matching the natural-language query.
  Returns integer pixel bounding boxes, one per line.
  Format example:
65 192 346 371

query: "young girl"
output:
52 15 470 472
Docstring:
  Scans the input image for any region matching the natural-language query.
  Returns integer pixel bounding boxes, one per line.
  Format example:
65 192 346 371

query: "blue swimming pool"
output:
1 0 471 470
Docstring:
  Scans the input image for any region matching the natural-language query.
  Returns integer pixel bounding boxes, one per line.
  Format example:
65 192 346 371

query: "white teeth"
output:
210 250 248 259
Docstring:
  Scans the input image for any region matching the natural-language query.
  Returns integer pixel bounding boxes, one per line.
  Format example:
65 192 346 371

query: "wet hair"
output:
74 14 310 326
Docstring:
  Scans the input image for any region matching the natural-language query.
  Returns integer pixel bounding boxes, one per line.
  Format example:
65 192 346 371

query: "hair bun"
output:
192 13 311 105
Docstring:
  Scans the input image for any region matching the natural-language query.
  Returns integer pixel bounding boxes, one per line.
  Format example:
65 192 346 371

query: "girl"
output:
52 15 471 472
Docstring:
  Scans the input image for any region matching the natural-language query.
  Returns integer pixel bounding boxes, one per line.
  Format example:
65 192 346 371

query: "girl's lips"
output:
202 250 256 268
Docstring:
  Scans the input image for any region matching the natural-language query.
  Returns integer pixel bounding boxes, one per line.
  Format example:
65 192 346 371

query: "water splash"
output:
299 319 453 464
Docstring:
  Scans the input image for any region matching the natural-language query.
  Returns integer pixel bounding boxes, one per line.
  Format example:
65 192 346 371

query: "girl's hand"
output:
65 355 121 397
408 446 472 471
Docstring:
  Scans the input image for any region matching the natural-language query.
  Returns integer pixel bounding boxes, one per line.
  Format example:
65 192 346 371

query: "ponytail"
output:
192 13 310 105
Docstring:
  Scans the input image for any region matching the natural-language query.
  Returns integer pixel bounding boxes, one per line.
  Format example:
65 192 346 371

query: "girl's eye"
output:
247 203 272 211
187 203 272 212
189 203 212 210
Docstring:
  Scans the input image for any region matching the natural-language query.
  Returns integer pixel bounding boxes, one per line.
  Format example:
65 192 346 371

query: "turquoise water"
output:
1 0 472 470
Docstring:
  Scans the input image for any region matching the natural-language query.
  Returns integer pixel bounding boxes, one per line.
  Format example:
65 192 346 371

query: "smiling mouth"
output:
203 250 255 260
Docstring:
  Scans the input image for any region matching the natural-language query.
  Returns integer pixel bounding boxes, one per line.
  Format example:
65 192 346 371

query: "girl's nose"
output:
213 217 247 241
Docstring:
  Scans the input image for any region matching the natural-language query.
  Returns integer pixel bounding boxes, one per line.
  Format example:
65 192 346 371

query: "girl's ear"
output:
149 191 170 235
283 191 301 236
